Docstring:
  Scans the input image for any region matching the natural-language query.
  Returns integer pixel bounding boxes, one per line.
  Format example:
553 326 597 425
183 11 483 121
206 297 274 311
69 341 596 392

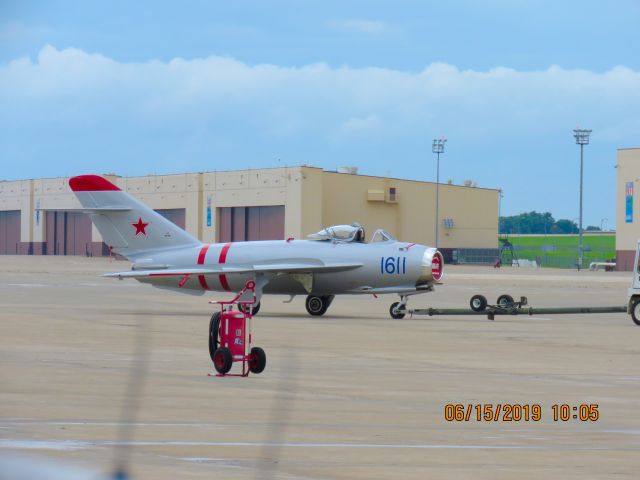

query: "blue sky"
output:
1 0 639 227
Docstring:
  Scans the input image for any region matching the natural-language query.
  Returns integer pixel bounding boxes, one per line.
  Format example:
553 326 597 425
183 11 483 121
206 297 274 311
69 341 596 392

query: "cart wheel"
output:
208 312 221 363
389 301 405 319
239 301 261 316
249 346 267 374
496 294 514 307
213 347 233 374
306 295 328 316
631 300 640 326
470 295 488 312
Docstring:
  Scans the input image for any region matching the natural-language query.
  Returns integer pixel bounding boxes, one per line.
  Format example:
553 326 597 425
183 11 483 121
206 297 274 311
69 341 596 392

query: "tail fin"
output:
69 175 201 260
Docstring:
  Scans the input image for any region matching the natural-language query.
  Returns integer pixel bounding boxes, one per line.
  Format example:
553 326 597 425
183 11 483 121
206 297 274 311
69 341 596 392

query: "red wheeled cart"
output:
208 280 266 376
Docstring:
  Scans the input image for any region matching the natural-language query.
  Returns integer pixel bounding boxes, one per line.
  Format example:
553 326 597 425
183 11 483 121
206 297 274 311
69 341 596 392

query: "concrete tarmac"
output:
1 256 640 479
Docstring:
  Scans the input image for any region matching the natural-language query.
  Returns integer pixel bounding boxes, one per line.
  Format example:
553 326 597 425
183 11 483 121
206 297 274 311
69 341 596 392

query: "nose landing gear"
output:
390 295 408 319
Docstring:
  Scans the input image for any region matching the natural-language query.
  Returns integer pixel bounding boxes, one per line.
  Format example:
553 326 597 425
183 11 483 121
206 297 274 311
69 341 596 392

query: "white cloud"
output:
1 45 638 150
329 19 388 34
1 45 639 226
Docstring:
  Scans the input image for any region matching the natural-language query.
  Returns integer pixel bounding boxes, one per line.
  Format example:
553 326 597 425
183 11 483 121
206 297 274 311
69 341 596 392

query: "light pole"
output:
600 218 607 232
573 128 592 270
432 137 446 248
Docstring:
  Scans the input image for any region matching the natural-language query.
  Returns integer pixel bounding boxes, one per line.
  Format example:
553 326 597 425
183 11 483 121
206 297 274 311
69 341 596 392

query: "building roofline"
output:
322 169 500 192
1 164 500 191
112 165 324 181
0 165 323 183
617 147 640 151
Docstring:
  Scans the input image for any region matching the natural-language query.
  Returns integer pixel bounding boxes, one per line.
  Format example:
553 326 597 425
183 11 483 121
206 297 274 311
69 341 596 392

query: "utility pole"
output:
432 137 446 248
573 128 592 270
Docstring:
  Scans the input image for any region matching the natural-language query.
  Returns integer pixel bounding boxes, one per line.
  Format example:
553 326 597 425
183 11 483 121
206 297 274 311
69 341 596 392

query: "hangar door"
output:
218 206 284 242
0 210 21 254
45 211 93 255
155 208 186 230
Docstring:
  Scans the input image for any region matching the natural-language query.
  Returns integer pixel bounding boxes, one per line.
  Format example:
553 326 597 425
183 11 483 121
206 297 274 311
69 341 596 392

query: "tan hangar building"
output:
0 166 500 262
616 148 640 270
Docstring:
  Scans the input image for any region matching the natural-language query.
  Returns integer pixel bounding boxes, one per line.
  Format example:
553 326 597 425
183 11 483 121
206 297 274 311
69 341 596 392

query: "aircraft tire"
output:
389 301 405 319
239 301 261 316
249 346 267 374
496 294 514 307
209 312 221 363
306 295 328 316
631 300 640 326
213 347 233 374
470 295 488 312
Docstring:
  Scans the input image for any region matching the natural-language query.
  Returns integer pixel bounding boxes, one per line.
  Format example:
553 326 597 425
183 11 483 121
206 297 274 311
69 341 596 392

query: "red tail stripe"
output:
218 242 232 291
69 175 121 192
197 244 211 290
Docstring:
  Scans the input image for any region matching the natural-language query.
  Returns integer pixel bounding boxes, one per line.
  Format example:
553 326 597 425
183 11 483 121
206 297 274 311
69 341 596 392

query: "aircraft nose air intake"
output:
417 248 444 286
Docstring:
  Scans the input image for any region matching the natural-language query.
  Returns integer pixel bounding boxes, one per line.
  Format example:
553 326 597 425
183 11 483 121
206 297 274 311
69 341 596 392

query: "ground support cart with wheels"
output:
208 280 267 377
392 239 640 326
397 293 627 321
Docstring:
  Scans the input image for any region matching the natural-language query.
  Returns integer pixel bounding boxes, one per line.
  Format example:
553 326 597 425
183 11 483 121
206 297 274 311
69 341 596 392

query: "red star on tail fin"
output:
132 217 149 236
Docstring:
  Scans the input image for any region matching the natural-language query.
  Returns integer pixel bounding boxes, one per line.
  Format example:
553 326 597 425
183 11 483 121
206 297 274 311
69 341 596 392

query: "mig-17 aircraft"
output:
68 175 443 320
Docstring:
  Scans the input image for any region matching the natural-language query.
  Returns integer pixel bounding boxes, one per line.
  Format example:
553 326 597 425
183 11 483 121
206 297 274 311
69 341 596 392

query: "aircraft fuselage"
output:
133 239 439 296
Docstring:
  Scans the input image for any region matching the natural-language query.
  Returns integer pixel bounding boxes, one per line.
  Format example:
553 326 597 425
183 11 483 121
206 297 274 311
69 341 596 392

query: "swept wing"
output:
104 261 363 279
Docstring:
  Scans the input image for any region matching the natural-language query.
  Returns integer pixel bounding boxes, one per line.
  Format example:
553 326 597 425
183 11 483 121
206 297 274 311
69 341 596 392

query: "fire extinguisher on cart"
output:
208 280 267 376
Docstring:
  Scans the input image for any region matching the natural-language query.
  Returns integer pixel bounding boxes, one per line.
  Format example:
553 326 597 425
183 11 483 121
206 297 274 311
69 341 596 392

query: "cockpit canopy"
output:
369 229 396 243
308 223 395 243
308 223 365 242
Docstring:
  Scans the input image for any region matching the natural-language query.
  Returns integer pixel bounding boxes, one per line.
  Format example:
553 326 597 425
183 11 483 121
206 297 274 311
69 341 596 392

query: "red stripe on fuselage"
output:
218 242 232 291
197 244 211 290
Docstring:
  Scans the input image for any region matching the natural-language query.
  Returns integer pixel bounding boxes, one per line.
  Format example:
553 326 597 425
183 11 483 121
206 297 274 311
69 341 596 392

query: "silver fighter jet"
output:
69 175 443 318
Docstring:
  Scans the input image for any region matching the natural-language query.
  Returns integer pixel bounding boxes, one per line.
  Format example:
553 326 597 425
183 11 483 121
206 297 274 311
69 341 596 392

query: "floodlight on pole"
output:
573 128 592 270
432 137 447 248
600 218 607 231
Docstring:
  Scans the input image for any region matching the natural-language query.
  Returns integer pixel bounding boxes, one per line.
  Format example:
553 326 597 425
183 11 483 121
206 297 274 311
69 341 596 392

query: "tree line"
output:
499 211 602 234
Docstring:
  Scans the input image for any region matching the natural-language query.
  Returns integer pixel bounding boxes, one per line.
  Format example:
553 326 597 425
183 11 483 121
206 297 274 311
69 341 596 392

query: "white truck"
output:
627 241 640 325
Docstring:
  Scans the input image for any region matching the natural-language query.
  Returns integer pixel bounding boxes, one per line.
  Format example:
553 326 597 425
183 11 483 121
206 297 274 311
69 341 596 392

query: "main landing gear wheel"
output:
631 300 640 326
470 294 488 312
239 301 261 316
208 312 221 362
305 295 334 316
389 301 406 319
213 347 233 374
249 346 267 374
496 294 514 307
